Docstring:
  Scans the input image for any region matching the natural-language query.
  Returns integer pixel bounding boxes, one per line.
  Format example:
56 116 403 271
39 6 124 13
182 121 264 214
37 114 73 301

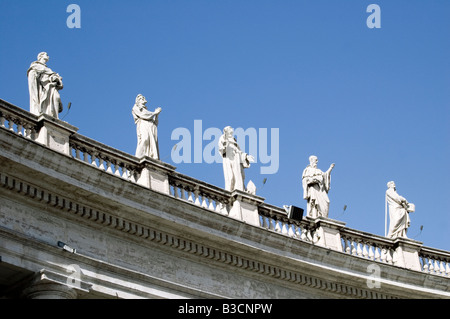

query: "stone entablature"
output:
0 98 449 299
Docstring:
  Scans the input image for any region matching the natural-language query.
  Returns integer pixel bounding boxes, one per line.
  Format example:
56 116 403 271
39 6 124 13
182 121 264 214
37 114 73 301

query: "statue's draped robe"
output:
27 61 63 117
302 165 332 218
132 104 159 159
386 188 410 238
218 135 250 192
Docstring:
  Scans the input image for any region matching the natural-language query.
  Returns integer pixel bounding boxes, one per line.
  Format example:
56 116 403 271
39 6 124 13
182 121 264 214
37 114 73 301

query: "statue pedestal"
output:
392 237 423 271
136 156 176 195
36 114 78 155
310 217 346 251
229 190 265 227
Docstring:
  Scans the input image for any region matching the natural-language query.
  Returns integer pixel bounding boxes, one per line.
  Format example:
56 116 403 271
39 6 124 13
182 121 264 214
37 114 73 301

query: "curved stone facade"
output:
0 99 449 299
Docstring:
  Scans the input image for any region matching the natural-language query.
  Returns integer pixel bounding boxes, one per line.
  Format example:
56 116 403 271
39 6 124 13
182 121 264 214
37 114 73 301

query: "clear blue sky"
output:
1 1 449 251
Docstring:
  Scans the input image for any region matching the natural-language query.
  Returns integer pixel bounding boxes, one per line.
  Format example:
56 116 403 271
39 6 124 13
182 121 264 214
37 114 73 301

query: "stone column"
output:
136 156 176 195
312 217 346 251
229 190 265 227
35 113 78 155
392 237 423 271
23 281 78 299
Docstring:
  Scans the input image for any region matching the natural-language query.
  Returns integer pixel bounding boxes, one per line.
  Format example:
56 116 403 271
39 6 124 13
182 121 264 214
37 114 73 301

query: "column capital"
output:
21 268 92 299
23 281 78 299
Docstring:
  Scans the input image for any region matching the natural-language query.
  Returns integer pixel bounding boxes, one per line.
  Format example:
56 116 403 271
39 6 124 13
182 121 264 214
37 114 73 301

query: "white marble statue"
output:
302 155 335 218
218 126 255 192
386 181 414 239
132 94 161 159
27 52 64 118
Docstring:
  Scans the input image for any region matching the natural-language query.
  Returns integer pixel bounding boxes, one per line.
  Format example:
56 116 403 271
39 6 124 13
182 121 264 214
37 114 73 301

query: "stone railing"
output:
257 204 397 264
339 228 396 265
0 99 40 140
419 246 450 277
1 98 449 278
168 172 232 215
258 203 316 242
70 133 141 182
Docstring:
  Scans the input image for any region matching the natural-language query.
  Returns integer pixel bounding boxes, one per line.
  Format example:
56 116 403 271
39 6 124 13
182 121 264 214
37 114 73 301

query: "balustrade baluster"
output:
368 244 375 260
421 256 428 272
24 124 32 139
274 219 281 232
83 150 90 163
106 160 113 174
433 260 440 275
0 114 5 128
122 166 130 180
340 237 347 252
433 259 440 275
386 249 393 264
362 242 369 258
265 216 272 229
187 190 194 202
347 238 353 254
17 122 23 135
75 148 82 160
90 153 97 167
180 186 186 200
173 185 179 198
374 246 381 261
24 125 30 138
350 241 357 256
381 248 388 263
427 258 434 273
201 196 208 208
194 189 201 206
288 225 295 237
343 238 350 253
259 216 265 228
208 198 215 211
267 217 275 231
98 157 106 171
215 202 223 214
295 226 302 239
356 241 363 257
114 163 122 177
281 222 289 235
7 117 14 131
438 260 446 275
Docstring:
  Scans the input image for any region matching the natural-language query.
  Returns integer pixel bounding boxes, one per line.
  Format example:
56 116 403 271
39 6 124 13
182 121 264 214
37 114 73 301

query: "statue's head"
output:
387 181 396 189
37 52 49 63
309 155 318 167
223 126 234 137
135 94 147 106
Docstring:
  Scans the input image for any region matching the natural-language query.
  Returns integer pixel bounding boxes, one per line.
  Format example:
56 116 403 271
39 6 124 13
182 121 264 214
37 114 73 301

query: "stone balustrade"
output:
1 98 449 278
258 203 315 242
340 228 395 265
0 99 39 140
419 247 450 277
169 172 232 215
70 134 141 183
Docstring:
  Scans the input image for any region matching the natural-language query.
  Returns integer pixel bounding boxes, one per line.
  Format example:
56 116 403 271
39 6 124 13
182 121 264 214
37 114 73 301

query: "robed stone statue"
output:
302 155 335 218
27 52 64 118
132 94 161 160
386 181 414 239
218 126 255 192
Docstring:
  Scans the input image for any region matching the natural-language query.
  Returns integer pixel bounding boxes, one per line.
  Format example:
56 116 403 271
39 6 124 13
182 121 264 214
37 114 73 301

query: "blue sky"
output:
1 1 449 251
